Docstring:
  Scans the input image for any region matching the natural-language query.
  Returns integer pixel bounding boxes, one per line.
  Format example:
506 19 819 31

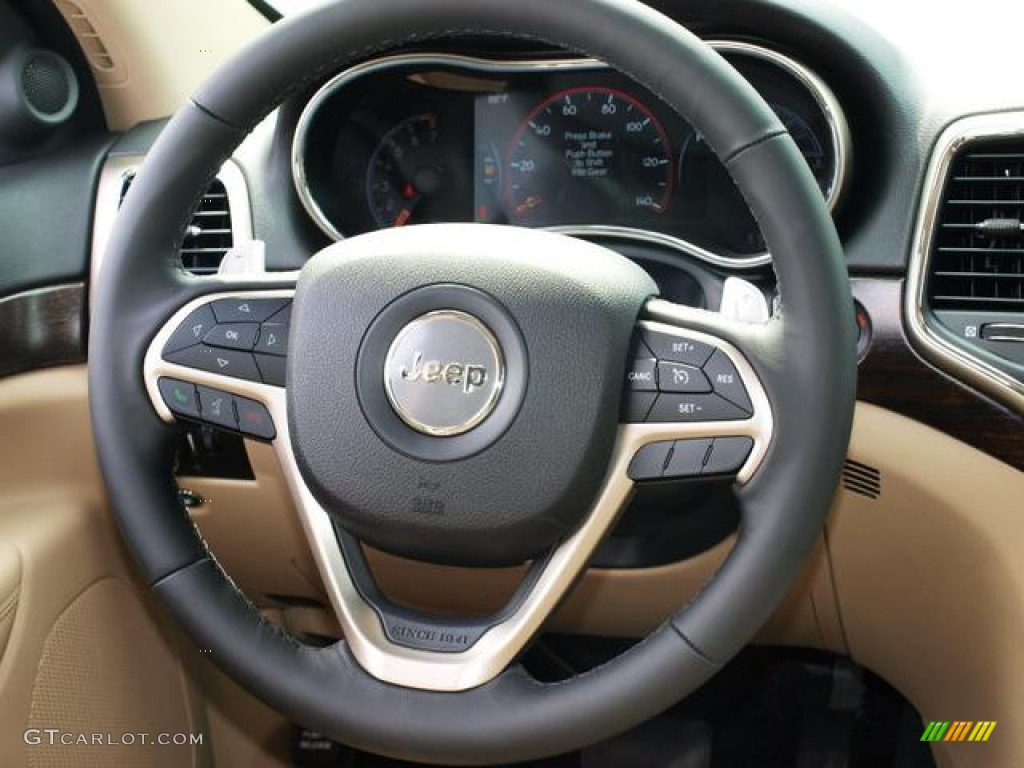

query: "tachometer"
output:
504 87 672 226
366 113 461 228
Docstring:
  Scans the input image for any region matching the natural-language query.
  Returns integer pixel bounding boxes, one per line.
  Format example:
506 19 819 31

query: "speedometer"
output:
504 87 672 226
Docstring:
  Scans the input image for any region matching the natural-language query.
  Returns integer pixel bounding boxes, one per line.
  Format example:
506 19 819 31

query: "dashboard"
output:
292 44 849 269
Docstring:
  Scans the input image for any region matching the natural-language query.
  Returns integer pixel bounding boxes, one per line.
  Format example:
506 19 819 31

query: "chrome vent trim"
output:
91 156 253 289
907 112 1024 414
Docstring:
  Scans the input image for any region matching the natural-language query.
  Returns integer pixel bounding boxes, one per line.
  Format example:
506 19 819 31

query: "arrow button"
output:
165 346 261 383
211 298 290 324
254 323 289 356
162 304 217 356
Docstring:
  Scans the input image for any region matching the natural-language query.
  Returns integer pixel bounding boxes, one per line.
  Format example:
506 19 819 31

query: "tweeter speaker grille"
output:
19 49 78 123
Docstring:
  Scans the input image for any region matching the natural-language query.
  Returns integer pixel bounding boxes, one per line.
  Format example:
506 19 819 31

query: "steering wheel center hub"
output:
384 309 505 437
285 225 656 566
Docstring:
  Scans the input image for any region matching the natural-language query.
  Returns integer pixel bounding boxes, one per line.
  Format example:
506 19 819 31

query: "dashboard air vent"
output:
119 175 234 275
928 143 1024 311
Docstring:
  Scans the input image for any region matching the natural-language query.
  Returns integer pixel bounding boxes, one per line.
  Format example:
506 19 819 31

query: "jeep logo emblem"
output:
384 310 505 436
399 352 489 394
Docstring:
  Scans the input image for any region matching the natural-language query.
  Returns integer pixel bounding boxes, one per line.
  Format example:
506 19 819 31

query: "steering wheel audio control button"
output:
235 397 276 440
254 323 289 356
702 350 753 413
203 322 259 351
165 345 262 382
703 437 754 475
158 378 200 419
657 361 711 393
162 305 217 356
627 441 673 480
626 358 657 390
211 298 290 324
197 385 238 430
647 393 749 423
664 438 713 478
641 329 714 367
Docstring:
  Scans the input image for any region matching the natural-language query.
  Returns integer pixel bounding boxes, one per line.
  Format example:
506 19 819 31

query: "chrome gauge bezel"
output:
291 46 850 270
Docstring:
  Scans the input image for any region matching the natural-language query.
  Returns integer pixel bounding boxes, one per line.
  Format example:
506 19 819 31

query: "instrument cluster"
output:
292 45 849 268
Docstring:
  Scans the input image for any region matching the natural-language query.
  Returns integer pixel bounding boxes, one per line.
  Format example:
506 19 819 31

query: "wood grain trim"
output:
0 284 86 380
853 277 1024 470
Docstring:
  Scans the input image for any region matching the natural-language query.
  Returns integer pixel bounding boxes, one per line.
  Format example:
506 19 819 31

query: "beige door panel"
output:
0 542 20 663
0 368 212 766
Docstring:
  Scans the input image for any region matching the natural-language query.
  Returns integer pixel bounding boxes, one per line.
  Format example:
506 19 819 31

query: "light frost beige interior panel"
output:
187 427 847 656
0 541 21 666
4 367 1021 766
829 402 1024 768
53 0 270 130
0 368 206 766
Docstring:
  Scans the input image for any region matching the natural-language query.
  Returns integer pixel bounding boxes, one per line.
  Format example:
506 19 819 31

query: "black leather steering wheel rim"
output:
89 0 857 763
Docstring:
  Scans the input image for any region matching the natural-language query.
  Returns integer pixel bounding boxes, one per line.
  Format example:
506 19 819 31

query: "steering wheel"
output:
89 0 856 764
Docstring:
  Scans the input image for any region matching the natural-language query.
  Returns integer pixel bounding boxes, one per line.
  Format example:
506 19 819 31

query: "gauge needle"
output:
514 195 544 218
393 183 421 227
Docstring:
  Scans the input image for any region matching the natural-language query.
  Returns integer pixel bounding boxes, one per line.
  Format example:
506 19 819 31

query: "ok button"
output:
626 358 658 391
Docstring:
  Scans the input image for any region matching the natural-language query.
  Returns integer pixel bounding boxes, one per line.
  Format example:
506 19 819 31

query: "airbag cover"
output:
287 224 657 566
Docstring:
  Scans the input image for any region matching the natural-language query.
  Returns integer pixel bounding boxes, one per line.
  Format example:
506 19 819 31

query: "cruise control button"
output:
627 441 673 481
158 378 200 419
641 329 714 367
621 391 656 423
647 393 749 423
197 386 238 430
254 323 289 356
236 397 276 440
664 438 713 479
211 298 290 324
162 305 216 356
703 350 753 413
255 353 287 387
203 323 258 351
626 358 657 391
657 361 711 393
703 437 754 475
165 346 262 382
